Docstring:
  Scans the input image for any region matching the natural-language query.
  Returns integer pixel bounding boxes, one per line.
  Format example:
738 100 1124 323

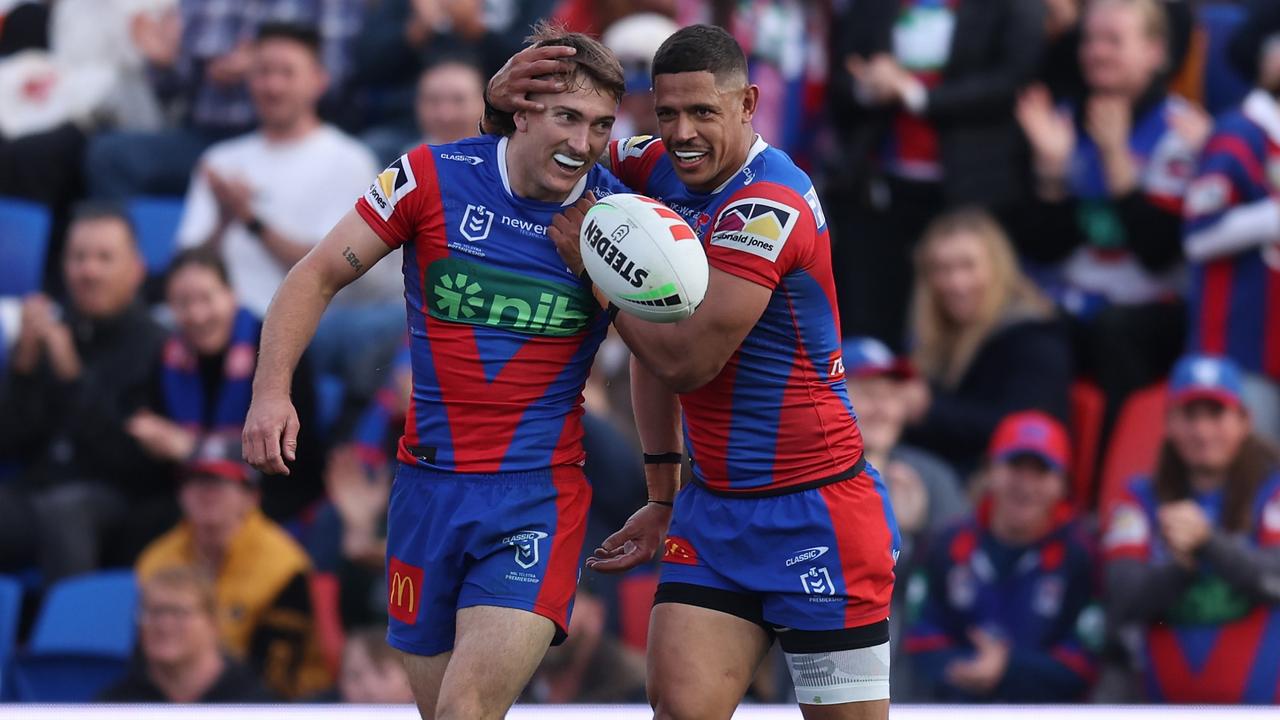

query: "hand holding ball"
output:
579 193 708 323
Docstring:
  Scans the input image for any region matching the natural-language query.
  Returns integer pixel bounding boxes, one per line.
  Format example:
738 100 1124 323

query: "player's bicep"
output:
685 266 773 365
298 209 395 293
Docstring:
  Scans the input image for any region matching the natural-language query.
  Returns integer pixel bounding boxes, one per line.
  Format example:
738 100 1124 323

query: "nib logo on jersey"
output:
428 257 595 336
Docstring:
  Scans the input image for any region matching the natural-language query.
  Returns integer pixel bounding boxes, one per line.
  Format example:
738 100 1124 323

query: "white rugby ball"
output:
580 193 708 323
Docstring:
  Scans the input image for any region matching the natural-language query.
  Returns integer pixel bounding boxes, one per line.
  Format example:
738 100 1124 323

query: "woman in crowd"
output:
902 208 1072 477
1105 354 1280 703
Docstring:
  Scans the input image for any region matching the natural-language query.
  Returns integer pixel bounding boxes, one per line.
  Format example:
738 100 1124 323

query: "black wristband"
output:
606 302 620 323
644 452 682 465
647 498 674 507
245 216 265 237
579 267 592 287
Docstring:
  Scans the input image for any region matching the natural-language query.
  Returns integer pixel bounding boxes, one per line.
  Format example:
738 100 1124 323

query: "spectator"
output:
828 0 1046 348
136 436 331 699
1017 0 1210 420
901 208 1072 477
1182 6 1280 444
334 627 414 704
415 59 485 145
0 203 170 579
844 335 969 701
85 0 365 200
173 22 401 389
127 246 323 521
1104 354 1280 703
906 411 1098 702
601 13 678 139
100 565 274 703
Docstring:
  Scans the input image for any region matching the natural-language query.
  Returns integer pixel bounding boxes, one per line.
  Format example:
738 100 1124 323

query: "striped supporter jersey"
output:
354 134 629 473
609 134 863 495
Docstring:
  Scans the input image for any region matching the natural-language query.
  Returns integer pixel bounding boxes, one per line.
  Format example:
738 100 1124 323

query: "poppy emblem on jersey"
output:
365 154 417 222
387 556 424 625
503 530 548 569
800 566 835 596
710 198 799 263
662 536 698 566
460 204 494 242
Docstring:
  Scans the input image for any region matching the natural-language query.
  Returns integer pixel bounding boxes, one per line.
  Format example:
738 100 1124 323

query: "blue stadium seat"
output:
27 569 137 657
0 196 51 296
128 196 185 275
0 576 22 699
10 570 138 701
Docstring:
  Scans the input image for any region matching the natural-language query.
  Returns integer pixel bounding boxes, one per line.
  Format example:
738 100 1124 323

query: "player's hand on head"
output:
549 191 597 277
489 43 577 114
242 394 300 476
585 501 671 574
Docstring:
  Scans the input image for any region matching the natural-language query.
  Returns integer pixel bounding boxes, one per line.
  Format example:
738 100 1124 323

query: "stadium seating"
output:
0 576 22 699
1068 380 1105 509
1098 382 1169 518
10 570 138 701
0 196 51 297
127 196 185 276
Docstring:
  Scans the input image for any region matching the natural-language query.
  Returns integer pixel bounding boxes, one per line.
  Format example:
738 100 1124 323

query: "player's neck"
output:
261 114 321 143
697 129 757 193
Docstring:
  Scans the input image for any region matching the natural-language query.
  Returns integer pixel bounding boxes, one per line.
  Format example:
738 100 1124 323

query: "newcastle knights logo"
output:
502 530 548 570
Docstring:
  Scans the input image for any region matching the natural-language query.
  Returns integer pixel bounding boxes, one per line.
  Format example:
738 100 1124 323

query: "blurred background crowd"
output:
1 0 1279 707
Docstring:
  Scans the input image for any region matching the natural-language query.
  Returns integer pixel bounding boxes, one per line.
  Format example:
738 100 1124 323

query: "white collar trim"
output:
497 136 589 207
710 135 769 195
1244 90 1280 146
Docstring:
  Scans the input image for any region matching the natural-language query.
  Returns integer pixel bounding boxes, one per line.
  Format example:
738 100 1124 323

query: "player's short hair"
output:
69 201 137 246
652 24 748 86
166 244 231 290
256 21 322 59
526 21 626 104
141 565 218 619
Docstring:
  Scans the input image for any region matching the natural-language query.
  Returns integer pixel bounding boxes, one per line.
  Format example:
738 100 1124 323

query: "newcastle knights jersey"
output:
609 134 863 495
355 135 629 473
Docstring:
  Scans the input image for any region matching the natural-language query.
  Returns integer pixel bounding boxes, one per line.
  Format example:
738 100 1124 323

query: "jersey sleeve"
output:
354 145 438 249
1254 474 1280 548
608 135 665 194
705 183 815 290
1101 484 1153 561
1183 124 1278 261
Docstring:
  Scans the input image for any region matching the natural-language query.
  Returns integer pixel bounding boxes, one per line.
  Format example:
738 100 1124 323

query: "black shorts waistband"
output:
691 456 866 499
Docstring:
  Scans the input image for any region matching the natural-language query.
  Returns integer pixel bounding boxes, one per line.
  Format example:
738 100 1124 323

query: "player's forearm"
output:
614 315 723 392
631 355 683 501
253 261 338 397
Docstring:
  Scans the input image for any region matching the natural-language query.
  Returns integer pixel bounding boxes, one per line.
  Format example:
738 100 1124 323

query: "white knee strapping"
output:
785 640 891 705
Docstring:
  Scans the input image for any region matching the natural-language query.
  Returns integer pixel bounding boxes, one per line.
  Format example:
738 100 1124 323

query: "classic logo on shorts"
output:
710 198 799 263
365 154 417 222
460 204 494 242
800 566 835 596
662 536 698 566
387 556 424 625
503 530 548 569
785 546 829 568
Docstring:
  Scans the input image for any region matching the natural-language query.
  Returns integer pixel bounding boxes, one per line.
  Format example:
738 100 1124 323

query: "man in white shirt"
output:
176 22 402 386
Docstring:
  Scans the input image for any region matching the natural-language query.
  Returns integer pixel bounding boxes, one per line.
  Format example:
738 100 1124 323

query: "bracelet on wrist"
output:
647 498 674 507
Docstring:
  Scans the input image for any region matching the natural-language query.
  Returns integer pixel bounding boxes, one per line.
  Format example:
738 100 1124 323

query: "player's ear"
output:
514 110 529 133
740 84 759 123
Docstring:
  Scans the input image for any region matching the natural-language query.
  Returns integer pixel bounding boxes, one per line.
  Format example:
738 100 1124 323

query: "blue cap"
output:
1169 354 1244 409
841 336 914 379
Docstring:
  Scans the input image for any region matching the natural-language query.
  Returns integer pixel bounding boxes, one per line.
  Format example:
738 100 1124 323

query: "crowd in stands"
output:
0 0 1279 707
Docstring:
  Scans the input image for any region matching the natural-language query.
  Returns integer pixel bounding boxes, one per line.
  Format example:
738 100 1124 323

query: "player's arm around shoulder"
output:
243 211 393 475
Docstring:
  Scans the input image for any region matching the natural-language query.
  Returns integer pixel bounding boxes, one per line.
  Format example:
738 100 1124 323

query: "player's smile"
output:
672 147 711 171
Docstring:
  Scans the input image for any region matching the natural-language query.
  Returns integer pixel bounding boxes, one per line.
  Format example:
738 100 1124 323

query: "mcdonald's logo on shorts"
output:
387 556 424 625
662 536 698 566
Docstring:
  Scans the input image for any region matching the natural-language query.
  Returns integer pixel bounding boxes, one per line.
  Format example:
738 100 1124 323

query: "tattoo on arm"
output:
342 246 365 273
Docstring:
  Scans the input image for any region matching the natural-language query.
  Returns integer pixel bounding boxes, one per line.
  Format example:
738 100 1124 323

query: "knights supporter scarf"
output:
161 308 261 431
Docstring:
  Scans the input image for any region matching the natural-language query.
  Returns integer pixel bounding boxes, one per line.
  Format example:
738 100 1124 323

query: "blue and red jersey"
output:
354 135 630 473
1183 90 1280 382
1104 473 1280 702
905 500 1098 702
609 135 863 495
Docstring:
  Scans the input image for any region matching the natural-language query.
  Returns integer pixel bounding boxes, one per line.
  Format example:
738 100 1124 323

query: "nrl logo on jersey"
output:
365 154 417 222
460 204 494 242
502 530 549 569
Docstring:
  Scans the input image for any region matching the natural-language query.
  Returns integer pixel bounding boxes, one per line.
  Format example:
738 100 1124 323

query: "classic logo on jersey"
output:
710 197 799 263
387 556 424 625
365 155 417 222
460 204 495 242
785 546 829 568
803 186 827 229
440 152 483 166
503 530 548 569
428 257 595 336
1186 175 1230 217
662 536 698 566
800 566 835 596
1103 503 1149 550
619 135 658 161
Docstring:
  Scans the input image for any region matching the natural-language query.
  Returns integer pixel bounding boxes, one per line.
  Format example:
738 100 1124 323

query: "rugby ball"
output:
580 193 708 322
